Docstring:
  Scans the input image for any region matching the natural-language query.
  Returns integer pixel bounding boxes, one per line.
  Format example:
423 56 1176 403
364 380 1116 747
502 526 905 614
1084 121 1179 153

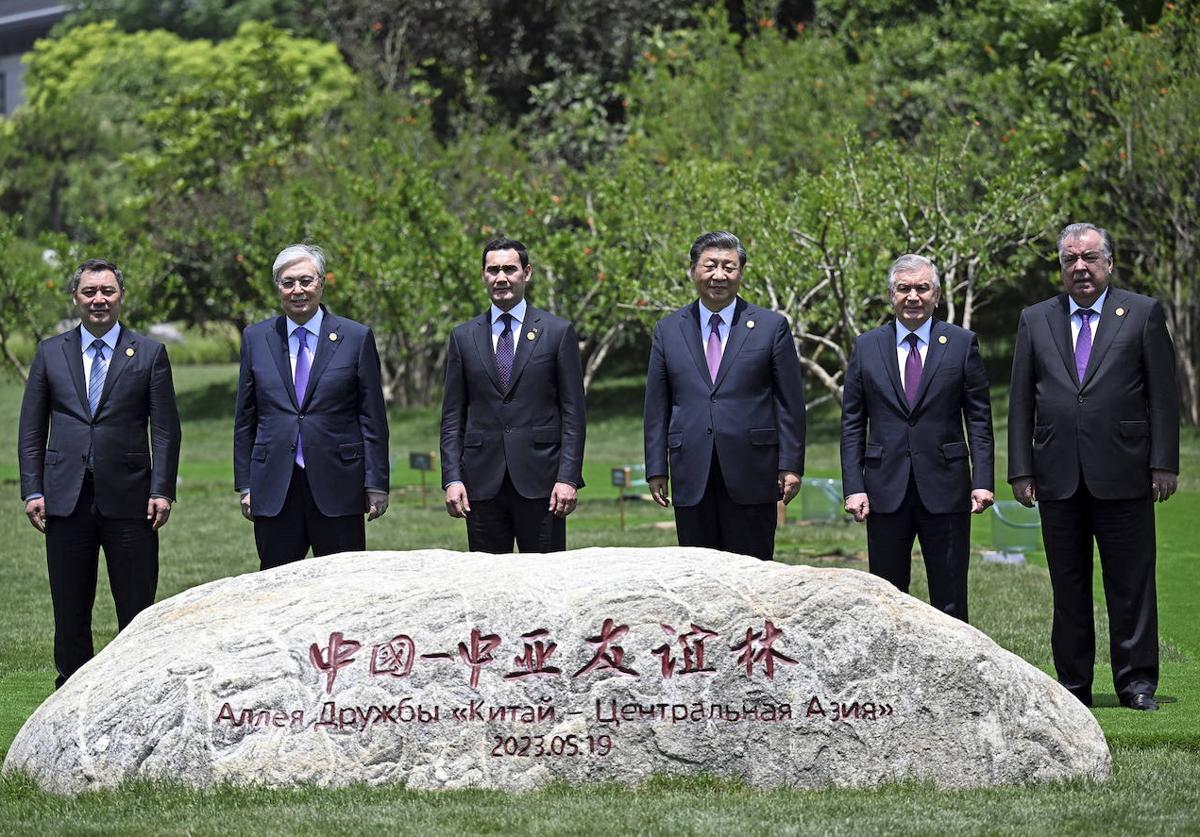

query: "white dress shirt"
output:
490 299 527 351
698 299 737 353
895 318 932 390
81 322 122 399
1069 289 1107 349
286 308 324 379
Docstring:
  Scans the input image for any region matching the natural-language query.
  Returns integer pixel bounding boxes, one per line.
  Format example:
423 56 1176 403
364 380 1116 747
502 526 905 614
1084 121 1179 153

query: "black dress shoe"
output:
1068 689 1093 708
1124 693 1159 712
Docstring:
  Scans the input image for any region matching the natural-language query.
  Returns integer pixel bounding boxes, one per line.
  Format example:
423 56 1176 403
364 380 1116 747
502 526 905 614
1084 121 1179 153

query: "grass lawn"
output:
0 364 1197 834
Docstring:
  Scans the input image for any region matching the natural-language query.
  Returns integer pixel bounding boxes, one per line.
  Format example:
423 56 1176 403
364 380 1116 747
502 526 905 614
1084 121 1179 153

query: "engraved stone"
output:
3 549 1111 794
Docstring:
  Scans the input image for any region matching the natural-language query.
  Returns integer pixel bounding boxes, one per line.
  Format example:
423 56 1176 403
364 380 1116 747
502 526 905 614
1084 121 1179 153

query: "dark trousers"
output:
45 472 158 688
673 451 777 561
254 465 366 571
866 474 971 622
1039 482 1157 703
466 472 566 553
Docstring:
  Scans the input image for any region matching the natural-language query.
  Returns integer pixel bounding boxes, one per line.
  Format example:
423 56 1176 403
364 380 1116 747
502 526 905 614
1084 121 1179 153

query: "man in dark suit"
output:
840 254 994 622
440 237 586 553
643 231 806 561
234 244 390 570
19 258 181 688
1009 222 1179 712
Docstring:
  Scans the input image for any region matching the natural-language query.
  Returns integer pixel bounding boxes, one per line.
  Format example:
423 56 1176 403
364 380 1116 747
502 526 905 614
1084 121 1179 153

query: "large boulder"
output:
4 549 1110 794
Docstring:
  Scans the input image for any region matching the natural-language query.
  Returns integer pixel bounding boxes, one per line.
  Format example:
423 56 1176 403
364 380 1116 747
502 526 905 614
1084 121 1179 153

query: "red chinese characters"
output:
370 634 416 678
573 618 639 678
730 619 798 680
652 623 719 678
309 632 360 694
505 629 562 679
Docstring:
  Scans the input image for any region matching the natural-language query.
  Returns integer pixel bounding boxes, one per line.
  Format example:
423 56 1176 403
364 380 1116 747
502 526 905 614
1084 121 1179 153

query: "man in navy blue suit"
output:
19 258 181 687
440 238 586 553
840 254 994 622
234 244 390 570
643 231 806 561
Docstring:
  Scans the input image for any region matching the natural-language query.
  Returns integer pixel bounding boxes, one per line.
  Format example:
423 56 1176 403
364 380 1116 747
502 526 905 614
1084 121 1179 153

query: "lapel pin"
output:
938 335 947 344
125 347 135 356
329 333 338 341
746 320 755 329
1115 307 1125 317
527 330 537 341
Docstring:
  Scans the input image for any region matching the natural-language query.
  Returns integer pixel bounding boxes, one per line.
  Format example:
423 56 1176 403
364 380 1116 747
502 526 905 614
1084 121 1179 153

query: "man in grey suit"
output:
643 231 806 561
19 258 181 687
840 254 994 622
1008 222 1179 711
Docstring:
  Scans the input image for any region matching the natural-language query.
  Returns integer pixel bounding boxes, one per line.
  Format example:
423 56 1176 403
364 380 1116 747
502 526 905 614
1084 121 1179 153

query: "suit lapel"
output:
909 319 948 410
61 330 89 416
95 326 134 415
1080 289 1130 390
678 301 714 390
302 309 344 408
508 306 541 389
1045 295 1079 388
271 316 299 410
877 322 908 411
712 298 750 391
469 311 503 393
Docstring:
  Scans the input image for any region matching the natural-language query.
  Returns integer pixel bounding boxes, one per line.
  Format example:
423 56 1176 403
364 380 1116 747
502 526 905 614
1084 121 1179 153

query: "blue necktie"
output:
496 313 514 389
88 339 107 416
1075 310 1094 382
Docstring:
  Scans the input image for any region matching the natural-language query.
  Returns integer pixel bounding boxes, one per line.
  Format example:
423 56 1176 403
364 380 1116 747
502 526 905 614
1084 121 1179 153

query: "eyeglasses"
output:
277 275 320 291
1059 251 1106 266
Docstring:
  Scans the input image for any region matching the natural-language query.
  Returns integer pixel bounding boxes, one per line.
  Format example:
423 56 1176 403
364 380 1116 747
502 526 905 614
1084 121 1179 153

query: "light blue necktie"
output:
88 339 107 416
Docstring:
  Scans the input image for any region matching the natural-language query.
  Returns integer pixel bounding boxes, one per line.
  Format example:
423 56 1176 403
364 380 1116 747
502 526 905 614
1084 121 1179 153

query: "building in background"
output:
0 2 68 116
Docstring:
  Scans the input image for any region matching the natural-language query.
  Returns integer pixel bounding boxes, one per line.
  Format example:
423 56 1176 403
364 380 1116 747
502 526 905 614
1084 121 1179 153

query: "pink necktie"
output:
294 327 310 467
1075 310 1093 382
904 333 922 408
706 313 722 383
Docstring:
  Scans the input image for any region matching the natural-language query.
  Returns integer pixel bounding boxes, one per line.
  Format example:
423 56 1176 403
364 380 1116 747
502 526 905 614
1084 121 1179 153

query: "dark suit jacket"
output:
19 326 181 519
440 305 586 500
840 319 993 515
233 306 389 518
1008 289 1179 500
644 298 806 507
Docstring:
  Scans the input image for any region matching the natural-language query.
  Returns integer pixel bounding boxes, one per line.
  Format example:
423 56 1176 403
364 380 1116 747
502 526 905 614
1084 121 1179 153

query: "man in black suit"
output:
1009 222 1180 711
19 259 181 687
643 231 806 561
234 244 390 570
440 238 586 552
840 254 994 622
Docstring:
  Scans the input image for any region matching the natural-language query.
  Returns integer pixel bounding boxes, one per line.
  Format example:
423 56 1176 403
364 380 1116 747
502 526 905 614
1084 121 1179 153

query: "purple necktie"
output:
1075 309 1094 382
706 313 722 383
904 333 922 408
294 327 310 467
496 313 514 389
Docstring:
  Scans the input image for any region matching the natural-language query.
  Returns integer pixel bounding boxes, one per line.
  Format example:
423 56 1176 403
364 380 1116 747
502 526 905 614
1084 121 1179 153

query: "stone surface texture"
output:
4 548 1110 794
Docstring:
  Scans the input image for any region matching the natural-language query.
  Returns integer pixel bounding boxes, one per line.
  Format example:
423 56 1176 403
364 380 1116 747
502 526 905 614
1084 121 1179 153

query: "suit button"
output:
711 396 717 403
298 413 305 420
908 419 916 427
1078 396 1085 404
707 428 713 435
505 425 512 433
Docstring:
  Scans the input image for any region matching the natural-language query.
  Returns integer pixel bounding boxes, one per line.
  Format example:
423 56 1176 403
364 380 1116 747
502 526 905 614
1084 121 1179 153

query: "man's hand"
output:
844 492 870 523
778 471 801 505
25 497 47 533
549 482 578 518
1151 469 1178 503
648 476 670 508
366 490 390 521
970 489 995 514
445 483 470 518
147 497 172 530
240 493 253 521
1011 477 1037 508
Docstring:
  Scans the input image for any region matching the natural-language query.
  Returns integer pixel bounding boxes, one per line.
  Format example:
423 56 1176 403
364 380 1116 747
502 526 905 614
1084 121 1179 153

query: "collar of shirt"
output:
490 299 527 332
895 317 933 349
287 309 324 351
699 298 738 347
79 322 121 356
1069 288 1107 319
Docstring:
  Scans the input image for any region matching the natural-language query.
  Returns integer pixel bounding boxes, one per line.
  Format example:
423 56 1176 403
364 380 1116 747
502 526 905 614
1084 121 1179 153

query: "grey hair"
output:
689 231 747 268
1057 222 1114 261
887 254 940 294
272 244 327 283
68 258 125 295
